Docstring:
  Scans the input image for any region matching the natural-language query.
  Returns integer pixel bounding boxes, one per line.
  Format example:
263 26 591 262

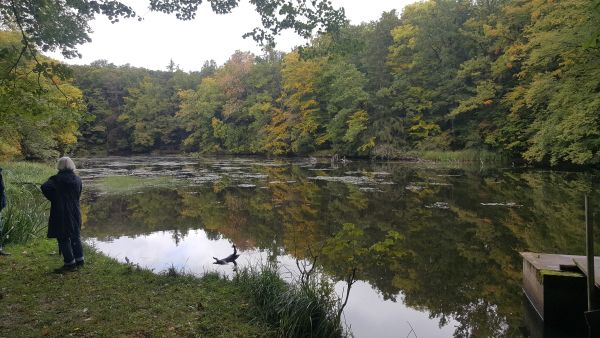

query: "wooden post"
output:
586 194 596 311
584 194 600 336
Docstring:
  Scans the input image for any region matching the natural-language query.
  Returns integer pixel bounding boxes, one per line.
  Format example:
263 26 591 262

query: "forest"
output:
1 0 599 166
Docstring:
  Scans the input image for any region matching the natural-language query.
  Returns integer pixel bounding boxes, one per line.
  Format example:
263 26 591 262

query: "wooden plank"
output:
520 252 581 272
572 257 600 288
522 257 545 319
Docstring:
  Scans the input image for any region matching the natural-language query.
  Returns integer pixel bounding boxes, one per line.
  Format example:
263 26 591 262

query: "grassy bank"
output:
0 239 273 337
0 240 347 337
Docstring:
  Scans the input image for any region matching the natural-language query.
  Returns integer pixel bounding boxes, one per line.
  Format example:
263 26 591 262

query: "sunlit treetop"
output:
0 0 347 59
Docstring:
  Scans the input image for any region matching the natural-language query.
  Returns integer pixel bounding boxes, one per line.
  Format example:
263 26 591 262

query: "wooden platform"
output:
520 252 581 272
572 256 600 288
520 252 588 326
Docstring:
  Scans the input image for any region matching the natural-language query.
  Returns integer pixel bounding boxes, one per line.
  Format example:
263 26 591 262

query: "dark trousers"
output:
57 236 84 265
0 214 4 250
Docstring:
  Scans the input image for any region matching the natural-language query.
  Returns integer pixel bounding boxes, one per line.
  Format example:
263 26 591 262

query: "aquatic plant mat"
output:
0 239 273 337
92 175 185 194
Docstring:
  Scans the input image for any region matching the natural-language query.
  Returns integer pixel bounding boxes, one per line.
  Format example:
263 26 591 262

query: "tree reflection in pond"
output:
81 157 600 337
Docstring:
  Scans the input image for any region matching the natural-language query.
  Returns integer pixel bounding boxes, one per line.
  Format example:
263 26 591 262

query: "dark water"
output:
77 156 600 337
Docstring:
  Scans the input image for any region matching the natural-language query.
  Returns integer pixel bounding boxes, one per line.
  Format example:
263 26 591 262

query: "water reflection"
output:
88 230 260 276
79 156 600 337
88 229 457 338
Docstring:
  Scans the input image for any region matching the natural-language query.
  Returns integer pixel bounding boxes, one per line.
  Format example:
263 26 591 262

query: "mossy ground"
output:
0 239 273 337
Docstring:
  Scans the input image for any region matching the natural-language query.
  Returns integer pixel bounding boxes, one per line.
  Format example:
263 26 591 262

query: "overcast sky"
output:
50 0 416 72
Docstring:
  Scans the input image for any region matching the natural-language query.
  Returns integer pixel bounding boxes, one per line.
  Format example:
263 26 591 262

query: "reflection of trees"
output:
312 168 598 337
83 164 600 337
129 189 182 226
84 189 195 238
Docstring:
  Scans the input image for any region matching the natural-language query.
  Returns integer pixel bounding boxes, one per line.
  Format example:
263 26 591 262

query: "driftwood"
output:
213 244 240 266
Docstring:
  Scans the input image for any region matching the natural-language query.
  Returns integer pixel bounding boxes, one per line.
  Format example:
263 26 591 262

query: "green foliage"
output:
1 0 345 58
73 61 204 154
501 0 600 165
178 51 264 154
0 31 85 160
5 0 595 166
122 75 180 152
280 51 323 154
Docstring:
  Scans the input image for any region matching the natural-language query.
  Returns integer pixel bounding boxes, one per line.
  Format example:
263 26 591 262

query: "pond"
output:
77 156 600 337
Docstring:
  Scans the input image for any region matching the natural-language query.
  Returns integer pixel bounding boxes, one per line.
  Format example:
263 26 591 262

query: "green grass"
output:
92 176 184 194
0 162 55 245
0 162 55 184
0 239 274 337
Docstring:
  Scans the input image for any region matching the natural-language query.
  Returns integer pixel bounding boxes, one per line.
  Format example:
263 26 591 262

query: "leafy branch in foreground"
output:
0 0 346 61
0 32 85 160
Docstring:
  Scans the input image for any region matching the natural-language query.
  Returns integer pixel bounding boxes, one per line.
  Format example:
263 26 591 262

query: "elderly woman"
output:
41 157 84 273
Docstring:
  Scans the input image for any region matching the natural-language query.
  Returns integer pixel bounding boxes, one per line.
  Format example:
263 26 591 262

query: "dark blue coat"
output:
41 170 82 239
0 168 6 211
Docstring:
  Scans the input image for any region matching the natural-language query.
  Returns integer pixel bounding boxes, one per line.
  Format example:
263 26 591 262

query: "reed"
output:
0 162 54 245
234 264 345 338
416 149 508 163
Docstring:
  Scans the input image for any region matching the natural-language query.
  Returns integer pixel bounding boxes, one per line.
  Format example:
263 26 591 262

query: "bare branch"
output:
406 321 417 338
336 267 357 324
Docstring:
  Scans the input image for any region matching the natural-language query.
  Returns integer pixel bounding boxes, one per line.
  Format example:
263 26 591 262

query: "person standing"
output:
0 167 10 256
41 157 84 273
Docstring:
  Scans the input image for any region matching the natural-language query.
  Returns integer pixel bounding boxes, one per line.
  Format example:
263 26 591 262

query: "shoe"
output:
53 264 77 274
0 250 10 256
75 260 84 268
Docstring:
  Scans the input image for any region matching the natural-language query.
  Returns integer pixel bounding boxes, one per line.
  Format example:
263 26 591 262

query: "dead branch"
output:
336 267 357 323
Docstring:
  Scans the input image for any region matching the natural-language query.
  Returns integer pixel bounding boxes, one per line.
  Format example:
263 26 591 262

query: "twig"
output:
336 267 357 323
295 244 319 285
406 321 417 338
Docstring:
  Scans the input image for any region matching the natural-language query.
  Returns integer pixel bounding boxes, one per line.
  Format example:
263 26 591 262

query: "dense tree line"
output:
72 60 210 154
2 0 599 165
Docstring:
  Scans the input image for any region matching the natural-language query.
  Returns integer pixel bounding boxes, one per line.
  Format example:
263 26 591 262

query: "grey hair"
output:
57 157 76 171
